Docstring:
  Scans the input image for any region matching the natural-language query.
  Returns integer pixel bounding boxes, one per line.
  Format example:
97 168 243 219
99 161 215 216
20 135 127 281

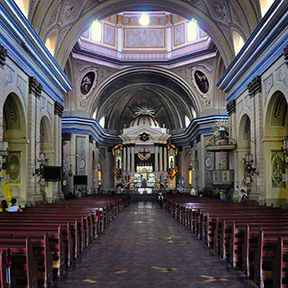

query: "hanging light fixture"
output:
139 13 149 26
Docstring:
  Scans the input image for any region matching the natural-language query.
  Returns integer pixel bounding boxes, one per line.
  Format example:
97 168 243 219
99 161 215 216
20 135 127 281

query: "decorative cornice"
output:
54 101 64 117
0 43 8 67
284 44 288 65
29 77 43 98
248 76 261 97
226 100 236 116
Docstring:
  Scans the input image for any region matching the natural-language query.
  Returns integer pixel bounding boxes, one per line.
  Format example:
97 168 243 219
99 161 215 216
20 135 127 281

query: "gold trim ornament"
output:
140 132 149 142
138 148 151 161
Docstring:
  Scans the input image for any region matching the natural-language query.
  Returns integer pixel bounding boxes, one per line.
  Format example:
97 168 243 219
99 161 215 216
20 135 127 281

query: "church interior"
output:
1 0 288 287
1 0 287 207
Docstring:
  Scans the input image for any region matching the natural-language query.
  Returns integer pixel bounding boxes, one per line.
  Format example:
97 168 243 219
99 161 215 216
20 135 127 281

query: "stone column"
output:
155 145 159 172
159 146 163 171
54 102 64 201
248 76 264 204
131 145 135 172
27 77 43 205
0 44 7 201
226 100 238 200
123 146 126 172
127 146 131 173
164 146 167 171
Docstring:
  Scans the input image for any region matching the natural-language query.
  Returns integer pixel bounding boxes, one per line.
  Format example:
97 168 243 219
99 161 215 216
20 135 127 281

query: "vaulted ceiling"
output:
22 0 263 138
27 0 261 69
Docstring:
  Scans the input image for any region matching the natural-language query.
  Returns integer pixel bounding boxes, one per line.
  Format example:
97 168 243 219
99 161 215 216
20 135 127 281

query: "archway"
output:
238 114 252 193
2 93 27 205
264 91 288 206
39 116 53 202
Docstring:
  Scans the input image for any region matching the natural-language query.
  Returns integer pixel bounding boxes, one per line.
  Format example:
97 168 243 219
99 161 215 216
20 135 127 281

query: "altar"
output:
112 106 178 193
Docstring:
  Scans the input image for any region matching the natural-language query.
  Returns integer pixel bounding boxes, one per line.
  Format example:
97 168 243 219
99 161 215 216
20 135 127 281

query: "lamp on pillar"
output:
243 153 258 177
33 152 48 177
282 137 288 168
0 141 8 172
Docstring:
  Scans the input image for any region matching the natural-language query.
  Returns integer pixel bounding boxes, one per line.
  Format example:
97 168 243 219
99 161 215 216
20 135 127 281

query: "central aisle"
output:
52 201 257 288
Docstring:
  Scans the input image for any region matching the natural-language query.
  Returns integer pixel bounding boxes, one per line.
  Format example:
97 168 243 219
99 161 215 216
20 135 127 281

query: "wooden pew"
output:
253 230 288 288
0 225 65 277
0 236 38 288
0 249 9 288
0 233 52 288
272 236 288 288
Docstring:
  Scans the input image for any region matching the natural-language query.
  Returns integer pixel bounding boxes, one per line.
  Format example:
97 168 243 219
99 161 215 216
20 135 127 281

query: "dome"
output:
129 114 161 128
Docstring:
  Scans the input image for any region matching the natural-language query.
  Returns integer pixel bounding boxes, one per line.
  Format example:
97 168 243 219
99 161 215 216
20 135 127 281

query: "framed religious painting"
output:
80 71 95 95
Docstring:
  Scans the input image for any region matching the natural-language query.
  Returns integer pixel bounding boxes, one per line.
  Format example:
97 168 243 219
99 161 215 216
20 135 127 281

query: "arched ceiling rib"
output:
28 0 261 69
92 70 197 134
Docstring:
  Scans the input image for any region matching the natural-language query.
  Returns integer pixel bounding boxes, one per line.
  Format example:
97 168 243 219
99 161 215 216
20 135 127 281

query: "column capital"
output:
284 44 288 65
248 75 261 97
29 77 43 98
226 100 236 116
0 43 7 67
54 101 64 117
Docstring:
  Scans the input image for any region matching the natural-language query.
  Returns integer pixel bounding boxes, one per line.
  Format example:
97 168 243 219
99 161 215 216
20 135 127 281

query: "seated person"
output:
0 200 8 212
8 198 23 212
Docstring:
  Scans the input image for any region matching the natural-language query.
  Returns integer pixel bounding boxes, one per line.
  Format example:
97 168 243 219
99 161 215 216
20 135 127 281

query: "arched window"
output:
99 116 105 128
45 32 57 56
259 0 275 17
14 0 29 17
232 31 245 55
185 115 191 128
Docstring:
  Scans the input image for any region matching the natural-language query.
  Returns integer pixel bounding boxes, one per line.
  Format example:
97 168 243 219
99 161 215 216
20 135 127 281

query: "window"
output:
185 115 191 128
232 31 244 55
187 19 198 42
91 20 102 42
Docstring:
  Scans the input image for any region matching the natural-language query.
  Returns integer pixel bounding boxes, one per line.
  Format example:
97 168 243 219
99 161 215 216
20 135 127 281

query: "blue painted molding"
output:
63 115 228 146
0 1 72 102
217 0 288 103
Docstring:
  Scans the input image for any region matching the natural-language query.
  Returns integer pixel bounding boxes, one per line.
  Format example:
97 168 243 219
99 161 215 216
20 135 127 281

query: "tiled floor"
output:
51 201 258 287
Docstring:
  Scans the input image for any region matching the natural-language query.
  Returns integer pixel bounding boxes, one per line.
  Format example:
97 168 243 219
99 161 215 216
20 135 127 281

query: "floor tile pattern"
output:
51 201 258 288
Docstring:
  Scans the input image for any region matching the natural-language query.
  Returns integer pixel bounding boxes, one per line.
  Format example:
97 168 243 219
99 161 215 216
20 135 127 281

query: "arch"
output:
3 93 26 140
53 0 243 68
2 93 27 203
238 114 251 148
89 66 200 134
265 91 287 138
40 116 53 154
264 90 288 206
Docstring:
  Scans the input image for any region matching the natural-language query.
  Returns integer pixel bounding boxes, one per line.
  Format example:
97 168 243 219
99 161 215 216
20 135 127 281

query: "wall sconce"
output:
244 153 258 176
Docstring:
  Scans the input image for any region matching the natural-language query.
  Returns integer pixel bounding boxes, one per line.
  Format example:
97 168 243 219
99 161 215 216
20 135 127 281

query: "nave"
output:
52 201 257 288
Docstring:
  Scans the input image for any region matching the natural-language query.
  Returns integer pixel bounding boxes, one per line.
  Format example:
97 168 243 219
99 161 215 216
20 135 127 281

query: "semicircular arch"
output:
46 0 259 68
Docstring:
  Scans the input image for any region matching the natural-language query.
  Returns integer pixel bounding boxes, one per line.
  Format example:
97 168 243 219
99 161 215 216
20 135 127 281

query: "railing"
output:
77 37 211 61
